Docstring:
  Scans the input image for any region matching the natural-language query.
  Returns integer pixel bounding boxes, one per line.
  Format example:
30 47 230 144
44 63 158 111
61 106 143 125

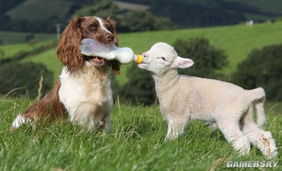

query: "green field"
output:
1 22 282 84
0 97 281 170
22 48 62 80
119 22 282 74
0 31 56 45
0 41 55 58
2 21 280 84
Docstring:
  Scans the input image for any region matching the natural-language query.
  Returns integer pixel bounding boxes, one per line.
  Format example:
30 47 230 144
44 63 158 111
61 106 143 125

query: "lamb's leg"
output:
72 102 100 130
242 107 277 158
243 124 277 158
165 117 189 140
217 116 250 155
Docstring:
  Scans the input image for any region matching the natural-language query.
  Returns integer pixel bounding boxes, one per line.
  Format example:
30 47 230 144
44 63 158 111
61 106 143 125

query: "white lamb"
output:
138 42 277 158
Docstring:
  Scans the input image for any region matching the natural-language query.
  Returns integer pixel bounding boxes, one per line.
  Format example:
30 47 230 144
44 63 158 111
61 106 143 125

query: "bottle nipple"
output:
135 55 143 64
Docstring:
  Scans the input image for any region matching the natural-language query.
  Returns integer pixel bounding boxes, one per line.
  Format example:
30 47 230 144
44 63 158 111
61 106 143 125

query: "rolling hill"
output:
0 40 55 58
118 0 282 28
0 31 56 45
6 0 74 21
2 0 282 34
242 0 282 13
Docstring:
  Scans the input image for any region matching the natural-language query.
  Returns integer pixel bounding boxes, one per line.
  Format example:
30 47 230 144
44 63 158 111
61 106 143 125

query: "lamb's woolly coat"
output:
139 42 277 159
154 70 264 123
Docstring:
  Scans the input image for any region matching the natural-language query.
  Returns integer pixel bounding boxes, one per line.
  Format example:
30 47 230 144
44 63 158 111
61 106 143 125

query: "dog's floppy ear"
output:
57 17 84 72
110 60 121 75
172 56 194 69
107 18 120 74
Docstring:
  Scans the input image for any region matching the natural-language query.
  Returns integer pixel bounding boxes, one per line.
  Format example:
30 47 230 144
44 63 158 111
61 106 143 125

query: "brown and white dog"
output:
12 16 120 131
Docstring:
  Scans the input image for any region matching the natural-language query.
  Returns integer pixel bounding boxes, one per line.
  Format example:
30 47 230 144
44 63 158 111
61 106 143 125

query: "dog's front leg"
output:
72 102 99 130
102 114 111 134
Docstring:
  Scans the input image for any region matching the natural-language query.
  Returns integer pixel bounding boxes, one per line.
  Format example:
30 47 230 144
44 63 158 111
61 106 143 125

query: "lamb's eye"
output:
160 57 166 61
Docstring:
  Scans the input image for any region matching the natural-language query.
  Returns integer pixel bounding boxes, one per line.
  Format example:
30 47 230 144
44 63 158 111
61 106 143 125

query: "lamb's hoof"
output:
165 136 178 141
260 131 278 159
234 137 250 156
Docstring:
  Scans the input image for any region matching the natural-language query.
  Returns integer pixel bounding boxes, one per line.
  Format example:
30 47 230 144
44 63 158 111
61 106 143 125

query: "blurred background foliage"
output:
1 0 282 33
232 44 282 101
0 0 282 105
0 62 53 98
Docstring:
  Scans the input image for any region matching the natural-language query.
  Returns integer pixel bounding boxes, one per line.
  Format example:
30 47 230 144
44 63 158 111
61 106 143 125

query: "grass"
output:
0 97 281 170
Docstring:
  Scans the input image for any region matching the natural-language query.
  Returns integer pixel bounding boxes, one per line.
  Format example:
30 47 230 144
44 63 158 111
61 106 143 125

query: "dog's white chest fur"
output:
58 66 113 120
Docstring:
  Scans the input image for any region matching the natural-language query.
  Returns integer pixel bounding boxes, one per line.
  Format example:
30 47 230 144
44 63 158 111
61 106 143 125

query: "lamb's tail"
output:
246 87 266 128
11 114 32 130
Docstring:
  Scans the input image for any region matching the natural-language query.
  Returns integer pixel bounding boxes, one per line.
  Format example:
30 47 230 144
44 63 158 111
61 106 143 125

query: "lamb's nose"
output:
105 33 114 41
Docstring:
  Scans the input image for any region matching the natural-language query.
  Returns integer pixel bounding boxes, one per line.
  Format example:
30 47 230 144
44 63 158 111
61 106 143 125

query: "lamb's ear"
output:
172 56 194 68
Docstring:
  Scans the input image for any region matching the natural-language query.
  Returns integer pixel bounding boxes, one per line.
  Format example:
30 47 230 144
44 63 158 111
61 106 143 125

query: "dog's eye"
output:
104 24 113 32
88 23 98 29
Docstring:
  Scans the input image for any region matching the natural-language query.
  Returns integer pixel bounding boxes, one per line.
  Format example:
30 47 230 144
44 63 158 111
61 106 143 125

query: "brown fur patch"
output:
22 81 67 121
261 137 271 155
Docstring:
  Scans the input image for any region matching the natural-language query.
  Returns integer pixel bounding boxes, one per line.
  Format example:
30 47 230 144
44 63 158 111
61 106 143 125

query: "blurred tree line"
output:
0 62 53 98
74 0 172 32
118 0 279 28
0 0 24 14
231 44 282 101
0 0 172 33
2 0 281 33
